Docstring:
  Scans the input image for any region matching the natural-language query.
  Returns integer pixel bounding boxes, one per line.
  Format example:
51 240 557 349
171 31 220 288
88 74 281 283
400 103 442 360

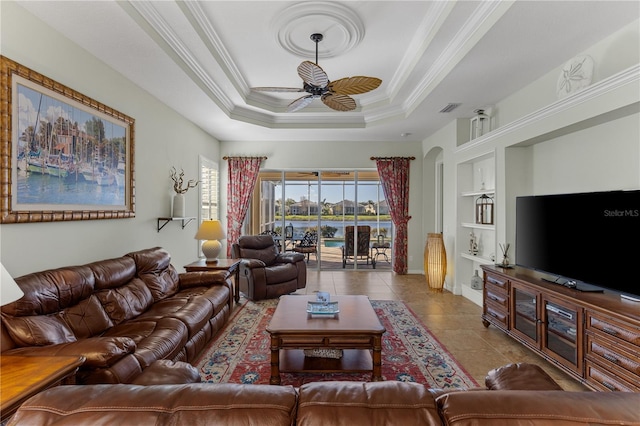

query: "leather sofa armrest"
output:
275 253 305 264
1 337 136 368
242 258 267 269
437 391 640 425
131 360 201 385
485 363 563 390
178 271 230 288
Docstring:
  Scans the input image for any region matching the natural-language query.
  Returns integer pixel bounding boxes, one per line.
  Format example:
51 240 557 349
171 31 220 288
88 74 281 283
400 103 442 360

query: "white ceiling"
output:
15 1 640 144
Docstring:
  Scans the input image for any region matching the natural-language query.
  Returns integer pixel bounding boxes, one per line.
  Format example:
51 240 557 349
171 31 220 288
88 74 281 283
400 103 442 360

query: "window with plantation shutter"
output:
199 156 219 221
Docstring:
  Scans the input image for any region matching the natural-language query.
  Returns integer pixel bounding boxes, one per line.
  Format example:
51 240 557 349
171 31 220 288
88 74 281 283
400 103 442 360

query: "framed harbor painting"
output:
0 56 135 223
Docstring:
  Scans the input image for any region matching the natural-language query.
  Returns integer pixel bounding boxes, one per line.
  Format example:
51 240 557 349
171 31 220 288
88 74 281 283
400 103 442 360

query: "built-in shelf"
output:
456 152 496 301
461 222 495 230
460 253 493 264
460 189 495 197
157 217 196 232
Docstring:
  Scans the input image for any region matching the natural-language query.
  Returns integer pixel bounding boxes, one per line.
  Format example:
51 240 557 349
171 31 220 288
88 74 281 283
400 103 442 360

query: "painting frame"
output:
0 56 135 223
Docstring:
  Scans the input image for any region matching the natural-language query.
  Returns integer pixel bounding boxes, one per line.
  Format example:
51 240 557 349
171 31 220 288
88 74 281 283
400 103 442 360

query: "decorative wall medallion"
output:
556 55 594 99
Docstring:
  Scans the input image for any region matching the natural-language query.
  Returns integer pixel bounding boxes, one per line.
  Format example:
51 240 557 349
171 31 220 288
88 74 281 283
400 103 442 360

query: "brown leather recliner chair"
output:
231 235 307 301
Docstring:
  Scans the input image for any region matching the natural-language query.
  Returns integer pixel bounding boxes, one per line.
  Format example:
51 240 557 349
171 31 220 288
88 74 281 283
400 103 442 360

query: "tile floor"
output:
292 270 589 391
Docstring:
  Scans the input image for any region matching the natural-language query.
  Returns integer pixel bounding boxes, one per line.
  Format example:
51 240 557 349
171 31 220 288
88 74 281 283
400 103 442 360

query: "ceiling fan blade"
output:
297 61 329 88
329 76 382 95
321 93 356 111
252 87 304 93
287 95 316 113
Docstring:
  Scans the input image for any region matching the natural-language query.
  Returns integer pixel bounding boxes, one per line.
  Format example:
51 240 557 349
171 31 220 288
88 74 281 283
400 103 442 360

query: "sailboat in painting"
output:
115 157 126 187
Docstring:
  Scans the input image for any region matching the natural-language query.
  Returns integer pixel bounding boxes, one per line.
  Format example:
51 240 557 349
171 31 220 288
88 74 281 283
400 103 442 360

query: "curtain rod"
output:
370 156 416 160
223 156 268 160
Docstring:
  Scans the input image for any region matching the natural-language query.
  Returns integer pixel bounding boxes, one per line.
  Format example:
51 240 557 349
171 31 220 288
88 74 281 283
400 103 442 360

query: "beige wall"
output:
0 2 220 276
219 139 424 272
423 19 640 297
1 1 637 288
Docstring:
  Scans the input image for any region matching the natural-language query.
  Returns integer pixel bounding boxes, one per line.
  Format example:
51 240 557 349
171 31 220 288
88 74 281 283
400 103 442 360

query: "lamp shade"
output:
195 220 226 263
1 262 24 305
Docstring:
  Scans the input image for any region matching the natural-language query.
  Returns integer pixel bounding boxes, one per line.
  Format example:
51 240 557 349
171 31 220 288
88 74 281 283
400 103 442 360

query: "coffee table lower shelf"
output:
279 349 373 374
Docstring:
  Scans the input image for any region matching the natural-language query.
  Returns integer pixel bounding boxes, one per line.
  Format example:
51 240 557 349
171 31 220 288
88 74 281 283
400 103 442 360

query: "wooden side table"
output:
1 355 85 423
184 258 242 303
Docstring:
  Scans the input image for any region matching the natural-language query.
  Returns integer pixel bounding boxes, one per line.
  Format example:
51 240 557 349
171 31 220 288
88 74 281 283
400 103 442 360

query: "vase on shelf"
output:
470 270 483 290
172 193 185 218
499 243 511 267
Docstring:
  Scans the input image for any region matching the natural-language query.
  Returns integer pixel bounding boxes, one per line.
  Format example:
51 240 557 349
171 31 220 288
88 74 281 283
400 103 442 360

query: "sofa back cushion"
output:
62 295 114 339
9 383 298 426
1 312 76 347
90 256 137 291
0 265 95 347
2 265 95 317
296 381 441 426
95 278 154 325
127 247 180 301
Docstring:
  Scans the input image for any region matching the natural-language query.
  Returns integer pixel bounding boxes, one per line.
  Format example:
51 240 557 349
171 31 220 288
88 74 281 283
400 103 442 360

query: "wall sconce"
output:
424 233 447 291
194 220 226 263
476 194 494 225
1 262 24 306
470 109 490 140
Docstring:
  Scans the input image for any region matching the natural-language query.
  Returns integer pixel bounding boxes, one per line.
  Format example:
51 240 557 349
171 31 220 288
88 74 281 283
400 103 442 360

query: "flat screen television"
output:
516 190 640 300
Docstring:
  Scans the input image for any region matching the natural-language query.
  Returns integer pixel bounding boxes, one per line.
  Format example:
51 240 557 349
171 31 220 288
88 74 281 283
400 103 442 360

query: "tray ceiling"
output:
14 1 640 143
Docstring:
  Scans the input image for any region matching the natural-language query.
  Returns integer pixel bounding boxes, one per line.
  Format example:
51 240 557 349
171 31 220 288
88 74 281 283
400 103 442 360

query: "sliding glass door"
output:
254 170 391 270
282 172 318 252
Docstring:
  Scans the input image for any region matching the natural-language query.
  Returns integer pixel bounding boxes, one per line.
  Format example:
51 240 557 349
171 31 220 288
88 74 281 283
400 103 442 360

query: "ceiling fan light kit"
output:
252 33 381 112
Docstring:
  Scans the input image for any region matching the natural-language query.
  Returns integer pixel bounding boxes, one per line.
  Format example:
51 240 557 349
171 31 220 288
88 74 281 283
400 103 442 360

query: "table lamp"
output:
195 220 226 263
1 262 24 305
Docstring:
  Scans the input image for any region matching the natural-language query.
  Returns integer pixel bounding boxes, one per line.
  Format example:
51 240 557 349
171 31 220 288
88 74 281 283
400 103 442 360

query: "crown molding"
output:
230 105 367 129
179 1 248 93
125 1 235 113
386 0 454 100
405 1 514 115
455 65 640 154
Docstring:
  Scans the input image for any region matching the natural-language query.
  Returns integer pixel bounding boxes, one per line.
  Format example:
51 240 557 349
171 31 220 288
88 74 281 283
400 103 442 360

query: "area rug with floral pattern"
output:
195 297 479 388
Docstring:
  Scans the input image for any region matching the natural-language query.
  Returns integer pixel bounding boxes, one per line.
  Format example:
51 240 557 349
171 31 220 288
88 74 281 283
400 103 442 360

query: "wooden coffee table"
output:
266 295 385 385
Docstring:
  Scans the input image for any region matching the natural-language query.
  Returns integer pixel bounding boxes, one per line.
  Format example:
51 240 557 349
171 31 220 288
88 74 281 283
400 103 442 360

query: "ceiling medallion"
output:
272 2 364 59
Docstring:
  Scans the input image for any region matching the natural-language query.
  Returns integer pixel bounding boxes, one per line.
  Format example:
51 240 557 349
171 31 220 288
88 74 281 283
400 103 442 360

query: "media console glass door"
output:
511 282 582 373
542 297 582 373
512 284 538 344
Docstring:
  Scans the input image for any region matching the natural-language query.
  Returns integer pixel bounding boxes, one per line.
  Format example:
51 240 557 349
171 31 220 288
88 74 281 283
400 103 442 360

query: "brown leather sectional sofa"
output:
8 374 640 425
0 247 232 384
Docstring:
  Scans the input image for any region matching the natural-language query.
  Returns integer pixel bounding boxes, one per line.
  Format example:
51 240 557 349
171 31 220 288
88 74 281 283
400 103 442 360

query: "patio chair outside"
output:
372 234 391 263
293 230 318 262
260 229 282 252
283 224 294 251
341 225 375 268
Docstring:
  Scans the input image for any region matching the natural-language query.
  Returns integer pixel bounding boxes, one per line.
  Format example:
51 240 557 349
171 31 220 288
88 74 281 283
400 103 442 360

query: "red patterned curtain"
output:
374 157 413 274
225 156 265 257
